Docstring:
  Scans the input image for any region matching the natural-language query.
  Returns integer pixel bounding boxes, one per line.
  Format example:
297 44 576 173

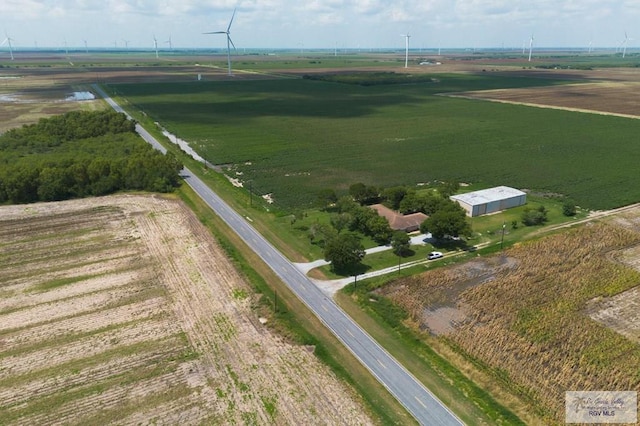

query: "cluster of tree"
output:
323 232 365 274
315 181 473 272
0 110 182 204
302 72 438 86
420 200 472 240
536 64 593 71
1 110 135 152
336 196 394 244
310 195 393 248
319 181 471 239
319 182 460 212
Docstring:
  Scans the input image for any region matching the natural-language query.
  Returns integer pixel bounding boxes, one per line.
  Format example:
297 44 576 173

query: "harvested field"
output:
379 218 640 424
0 195 373 425
448 81 640 118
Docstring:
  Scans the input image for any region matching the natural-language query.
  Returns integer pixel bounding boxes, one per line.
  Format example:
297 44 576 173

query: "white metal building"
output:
450 186 527 217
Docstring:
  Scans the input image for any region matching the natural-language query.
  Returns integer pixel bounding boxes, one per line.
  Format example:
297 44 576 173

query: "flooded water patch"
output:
0 94 19 102
158 127 205 164
66 91 95 101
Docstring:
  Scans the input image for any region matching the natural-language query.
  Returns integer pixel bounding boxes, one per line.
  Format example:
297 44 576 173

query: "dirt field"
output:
446 71 640 119
0 195 373 425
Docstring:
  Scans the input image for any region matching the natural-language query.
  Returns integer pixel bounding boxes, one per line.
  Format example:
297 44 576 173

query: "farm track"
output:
0 195 373 425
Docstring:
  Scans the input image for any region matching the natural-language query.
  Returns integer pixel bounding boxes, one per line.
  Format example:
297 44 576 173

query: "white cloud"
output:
0 0 638 49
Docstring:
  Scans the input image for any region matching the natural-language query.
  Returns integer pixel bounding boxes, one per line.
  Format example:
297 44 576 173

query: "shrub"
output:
521 205 548 226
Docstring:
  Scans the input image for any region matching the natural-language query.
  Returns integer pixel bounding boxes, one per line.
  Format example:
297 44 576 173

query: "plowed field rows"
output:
0 195 372 425
450 81 640 119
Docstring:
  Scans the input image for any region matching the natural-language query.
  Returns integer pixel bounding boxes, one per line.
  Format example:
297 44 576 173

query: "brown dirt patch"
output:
380 255 518 336
586 286 640 343
584 208 640 344
0 195 373 425
447 80 640 118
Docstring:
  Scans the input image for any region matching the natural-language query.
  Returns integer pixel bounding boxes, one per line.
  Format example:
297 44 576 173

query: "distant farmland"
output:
116 73 640 210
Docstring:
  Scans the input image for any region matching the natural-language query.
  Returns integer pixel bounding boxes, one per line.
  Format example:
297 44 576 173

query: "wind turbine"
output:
401 32 411 68
84 39 88 54
165 35 172 50
204 8 237 76
528 34 534 62
621 31 632 58
2 32 15 60
153 34 159 58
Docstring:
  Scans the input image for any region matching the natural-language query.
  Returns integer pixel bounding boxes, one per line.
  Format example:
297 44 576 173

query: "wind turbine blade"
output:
203 31 227 34
229 36 236 51
227 8 236 32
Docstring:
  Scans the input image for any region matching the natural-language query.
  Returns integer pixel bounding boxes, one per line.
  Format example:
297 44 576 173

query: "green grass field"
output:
115 72 640 211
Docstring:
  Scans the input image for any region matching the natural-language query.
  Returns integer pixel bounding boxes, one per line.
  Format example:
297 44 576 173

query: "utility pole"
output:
500 221 506 250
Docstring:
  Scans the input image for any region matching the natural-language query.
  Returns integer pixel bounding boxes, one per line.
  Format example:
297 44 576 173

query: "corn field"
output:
380 222 640 423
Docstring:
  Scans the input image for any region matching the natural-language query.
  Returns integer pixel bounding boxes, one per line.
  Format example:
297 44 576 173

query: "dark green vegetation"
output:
303 71 438 85
323 232 366 273
521 205 548 226
116 73 640 211
0 110 182 204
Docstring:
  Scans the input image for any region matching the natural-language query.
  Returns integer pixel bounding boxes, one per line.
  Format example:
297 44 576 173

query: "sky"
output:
1 0 639 51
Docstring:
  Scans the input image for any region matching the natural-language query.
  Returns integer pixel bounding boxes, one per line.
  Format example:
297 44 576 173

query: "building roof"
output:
450 186 526 207
370 204 428 231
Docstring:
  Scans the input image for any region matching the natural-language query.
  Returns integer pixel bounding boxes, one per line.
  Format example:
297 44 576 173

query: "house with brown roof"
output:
370 204 428 232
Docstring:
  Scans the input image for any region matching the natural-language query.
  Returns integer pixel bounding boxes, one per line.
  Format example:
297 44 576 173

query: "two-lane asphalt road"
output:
93 84 464 426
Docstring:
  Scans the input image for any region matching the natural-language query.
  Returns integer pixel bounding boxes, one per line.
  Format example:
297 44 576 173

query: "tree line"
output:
0 110 182 204
302 72 438 86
